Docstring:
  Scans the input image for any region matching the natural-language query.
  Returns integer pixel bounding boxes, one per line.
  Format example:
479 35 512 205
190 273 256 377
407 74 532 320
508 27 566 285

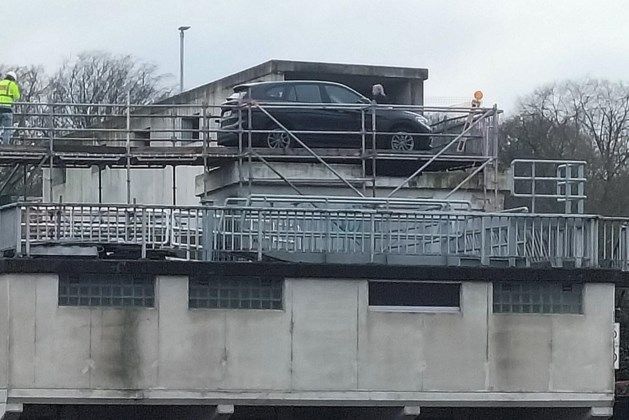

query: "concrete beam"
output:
210 404 234 420
396 406 420 420
0 403 23 420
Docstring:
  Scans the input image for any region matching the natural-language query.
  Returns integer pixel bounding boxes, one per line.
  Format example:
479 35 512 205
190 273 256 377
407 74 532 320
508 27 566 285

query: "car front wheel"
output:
266 128 291 149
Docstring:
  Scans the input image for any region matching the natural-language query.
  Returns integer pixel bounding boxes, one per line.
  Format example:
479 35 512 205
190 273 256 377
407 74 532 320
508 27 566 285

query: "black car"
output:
218 81 432 151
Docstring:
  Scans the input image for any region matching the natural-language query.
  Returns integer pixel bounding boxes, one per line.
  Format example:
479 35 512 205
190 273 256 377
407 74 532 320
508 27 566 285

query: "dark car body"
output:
217 81 432 151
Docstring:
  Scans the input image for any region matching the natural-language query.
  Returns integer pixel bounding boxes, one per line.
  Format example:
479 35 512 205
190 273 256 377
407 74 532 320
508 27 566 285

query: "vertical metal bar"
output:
493 108 499 208
565 165 572 214
236 104 244 191
202 102 210 203
98 166 103 204
257 210 263 261
141 207 147 259
172 165 177 206
531 161 536 214
578 164 585 214
361 108 366 195
247 102 253 195
47 104 54 201
371 105 377 197
125 93 131 204
590 218 598 268
480 216 488 265
370 213 375 263
24 205 30 257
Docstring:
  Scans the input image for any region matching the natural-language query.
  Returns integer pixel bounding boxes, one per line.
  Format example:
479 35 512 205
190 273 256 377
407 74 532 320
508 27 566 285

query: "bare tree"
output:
500 79 629 215
49 51 171 129
0 53 171 198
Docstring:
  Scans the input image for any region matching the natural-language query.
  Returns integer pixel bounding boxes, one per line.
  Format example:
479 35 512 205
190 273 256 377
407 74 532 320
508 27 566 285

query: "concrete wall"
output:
196 161 505 210
0 274 614 409
44 167 203 205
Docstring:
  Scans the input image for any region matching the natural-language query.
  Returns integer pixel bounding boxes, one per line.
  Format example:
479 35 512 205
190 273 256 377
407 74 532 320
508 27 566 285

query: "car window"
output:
294 84 322 103
262 85 286 100
325 85 364 104
284 85 297 101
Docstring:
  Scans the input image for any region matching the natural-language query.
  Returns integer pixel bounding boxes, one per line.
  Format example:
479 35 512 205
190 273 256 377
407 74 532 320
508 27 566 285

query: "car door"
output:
289 83 330 146
321 84 367 148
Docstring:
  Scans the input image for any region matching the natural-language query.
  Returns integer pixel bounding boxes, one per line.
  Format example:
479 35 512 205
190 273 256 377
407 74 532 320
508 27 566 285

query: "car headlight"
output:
222 110 233 118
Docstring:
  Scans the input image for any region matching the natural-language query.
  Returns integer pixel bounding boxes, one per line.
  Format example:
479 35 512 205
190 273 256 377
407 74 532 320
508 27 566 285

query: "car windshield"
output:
325 85 366 104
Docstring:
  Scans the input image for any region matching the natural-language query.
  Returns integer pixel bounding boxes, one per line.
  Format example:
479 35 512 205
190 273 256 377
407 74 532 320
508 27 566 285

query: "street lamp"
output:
178 26 191 93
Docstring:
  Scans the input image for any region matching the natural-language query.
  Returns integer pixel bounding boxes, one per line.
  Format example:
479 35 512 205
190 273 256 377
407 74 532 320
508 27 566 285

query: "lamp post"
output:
178 26 191 93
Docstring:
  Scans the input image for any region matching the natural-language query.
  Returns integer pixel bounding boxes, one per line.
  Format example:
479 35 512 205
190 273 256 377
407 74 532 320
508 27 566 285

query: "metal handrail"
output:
1 201 627 269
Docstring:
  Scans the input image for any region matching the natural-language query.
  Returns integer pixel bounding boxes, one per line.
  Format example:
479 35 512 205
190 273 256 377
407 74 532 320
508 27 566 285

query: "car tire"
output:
390 126 432 152
390 127 417 152
266 127 292 149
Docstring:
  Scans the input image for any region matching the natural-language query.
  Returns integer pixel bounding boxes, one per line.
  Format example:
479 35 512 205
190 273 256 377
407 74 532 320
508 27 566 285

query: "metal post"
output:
577 164 585 214
22 165 27 200
257 211 263 261
361 108 366 194
125 93 131 204
98 166 103 204
371 105 377 197
178 26 191 93
202 101 210 202
247 102 253 194
480 216 488 265
493 107 499 209
531 162 536 213
24 205 30 257
141 207 147 259
172 165 177 205
47 104 54 201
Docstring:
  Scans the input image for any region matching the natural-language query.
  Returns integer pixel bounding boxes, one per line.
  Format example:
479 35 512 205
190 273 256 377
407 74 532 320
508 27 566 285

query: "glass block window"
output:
189 276 283 309
59 273 155 307
493 282 583 314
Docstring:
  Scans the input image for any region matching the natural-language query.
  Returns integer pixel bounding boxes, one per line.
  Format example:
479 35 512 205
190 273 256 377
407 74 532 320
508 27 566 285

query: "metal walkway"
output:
0 144 489 170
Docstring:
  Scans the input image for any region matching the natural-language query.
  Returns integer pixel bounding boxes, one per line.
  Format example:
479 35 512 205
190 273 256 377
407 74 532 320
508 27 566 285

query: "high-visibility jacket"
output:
0 79 20 109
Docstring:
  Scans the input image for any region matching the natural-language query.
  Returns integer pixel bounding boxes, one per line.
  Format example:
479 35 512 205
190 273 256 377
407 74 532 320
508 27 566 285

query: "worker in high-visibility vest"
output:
0 71 21 145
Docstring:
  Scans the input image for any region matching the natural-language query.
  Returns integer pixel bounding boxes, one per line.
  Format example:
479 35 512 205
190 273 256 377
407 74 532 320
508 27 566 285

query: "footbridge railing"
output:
0 202 628 269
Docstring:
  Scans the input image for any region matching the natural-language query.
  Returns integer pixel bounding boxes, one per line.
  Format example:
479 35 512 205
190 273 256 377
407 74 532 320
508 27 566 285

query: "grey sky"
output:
3 0 629 113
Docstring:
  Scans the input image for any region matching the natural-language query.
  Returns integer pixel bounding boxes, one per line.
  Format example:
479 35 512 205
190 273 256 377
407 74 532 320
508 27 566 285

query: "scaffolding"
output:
5 100 501 207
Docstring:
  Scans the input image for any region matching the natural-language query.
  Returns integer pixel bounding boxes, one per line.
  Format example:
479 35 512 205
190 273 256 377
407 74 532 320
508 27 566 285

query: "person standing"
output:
371 84 389 104
0 71 21 145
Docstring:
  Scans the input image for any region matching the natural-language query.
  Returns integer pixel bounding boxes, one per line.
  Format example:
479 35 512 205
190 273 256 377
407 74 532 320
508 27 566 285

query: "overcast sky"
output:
3 0 629 113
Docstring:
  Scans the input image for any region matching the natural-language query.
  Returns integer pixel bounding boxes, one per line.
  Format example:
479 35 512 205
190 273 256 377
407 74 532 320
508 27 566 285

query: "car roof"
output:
233 80 359 92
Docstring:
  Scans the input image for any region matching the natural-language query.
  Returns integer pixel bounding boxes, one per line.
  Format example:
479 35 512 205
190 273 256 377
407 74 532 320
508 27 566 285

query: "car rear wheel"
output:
266 128 291 149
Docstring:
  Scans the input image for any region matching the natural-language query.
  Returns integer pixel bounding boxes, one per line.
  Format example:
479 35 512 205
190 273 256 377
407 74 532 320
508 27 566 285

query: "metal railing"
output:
0 202 207 260
7 101 498 158
5 100 500 204
2 201 628 269
511 159 587 214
